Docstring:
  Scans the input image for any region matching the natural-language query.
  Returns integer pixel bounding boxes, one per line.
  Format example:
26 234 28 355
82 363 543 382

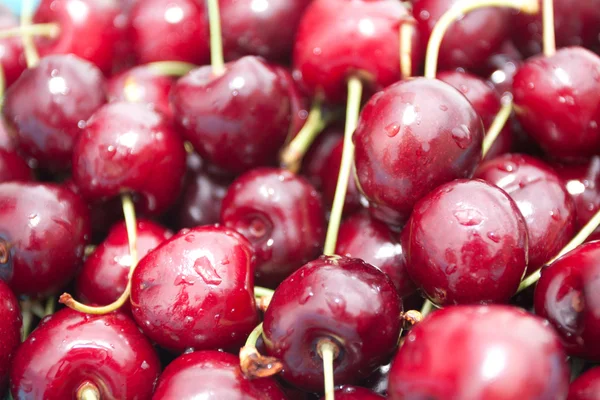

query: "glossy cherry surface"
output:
353 78 484 226
402 179 528 305
10 308 160 400
263 256 402 392
478 41 523 96
0 149 33 183
131 225 258 352
292 0 419 103
0 182 90 296
568 367 600 400
534 241 600 361
387 305 570 400
172 56 291 174
475 154 576 274
0 8 25 88
221 168 325 287
72 102 187 215
512 47 600 160
0 280 20 394
3 54 106 171
76 219 171 309
276 66 310 140
320 386 385 400
153 350 287 399
302 126 343 191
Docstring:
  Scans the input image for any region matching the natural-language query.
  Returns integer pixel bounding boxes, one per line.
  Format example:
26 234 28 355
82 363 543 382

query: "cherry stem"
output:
517 207 600 293
423 0 539 79
399 19 415 79
207 0 225 76
77 382 100 400
542 0 556 56
317 339 339 400
84 245 96 257
59 193 138 314
0 23 60 40
146 61 197 77
481 95 513 158
323 76 363 256
239 322 284 379
254 286 274 298
20 301 32 342
401 309 424 326
45 296 55 316
20 0 41 68
420 299 435 317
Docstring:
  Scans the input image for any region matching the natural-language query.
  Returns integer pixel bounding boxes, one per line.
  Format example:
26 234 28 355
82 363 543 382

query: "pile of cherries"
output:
1 0 600 399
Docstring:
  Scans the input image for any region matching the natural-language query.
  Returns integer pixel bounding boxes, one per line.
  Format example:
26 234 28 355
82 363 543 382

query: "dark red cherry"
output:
336 211 415 298
3 54 106 171
478 41 523 96
0 182 90 296
568 367 600 400
402 179 528 305
131 225 258 352
263 256 402 392
221 168 325 287
292 0 419 103
0 280 20 394
353 78 484 226
302 126 343 191
512 47 600 161
0 9 26 88
387 305 570 399
320 386 385 400
475 154 576 274
129 0 210 65
76 219 171 309
0 149 33 183
72 102 187 215
10 308 160 400
534 241 600 361
171 56 291 174
275 66 310 140
153 350 287 399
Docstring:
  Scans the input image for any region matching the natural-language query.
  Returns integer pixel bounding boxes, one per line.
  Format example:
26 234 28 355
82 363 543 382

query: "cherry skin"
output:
353 78 484 226
130 225 258 353
10 308 160 400
0 280 20 394
171 56 292 174
153 350 287 399
72 102 187 215
478 41 523 96
387 305 570 400
474 154 576 274
221 168 325 287
336 211 415 298
275 66 310 140
263 255 402 392
75 219 172 309
402 179 528 305
0 149 33 183
3 54 106 171
0 8 26 88
568 367 600 400
302 126 343 191
0 121 15 151
292 0 419 103
534 241 600 361
320 386 385 400
512 47 600 161
0 182 90 296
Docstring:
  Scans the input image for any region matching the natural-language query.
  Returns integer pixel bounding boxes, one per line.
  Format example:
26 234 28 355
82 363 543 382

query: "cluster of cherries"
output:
1 0 600 399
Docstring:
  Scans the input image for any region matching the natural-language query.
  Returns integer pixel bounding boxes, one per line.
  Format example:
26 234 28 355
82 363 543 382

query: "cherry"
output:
275 66 311 140
0 148 33 183
171 56 292 174
0 182 90 296
10 308 160 400
402 179 528 305
3 54 106 171
153 350 287 399
353 78 484 226
301 126 343 191
75 219 172 310
0 280 20 394
320 386 385 400
478 41 524 96
387 305 570 399
512 47 600 161
130 225 259 353
474 154 577 274
0 121 14 151
221 168 325 287
336 211 415 298
72 101 187 215
568 367 600 400
262 256 402 392
0 8 26 88
534 241 600 361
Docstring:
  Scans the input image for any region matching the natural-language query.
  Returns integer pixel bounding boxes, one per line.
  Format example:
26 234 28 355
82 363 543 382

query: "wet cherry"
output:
320 386 385 400
0 149 33 183
568 367 600 400
0 280 20 394
301 126 343 191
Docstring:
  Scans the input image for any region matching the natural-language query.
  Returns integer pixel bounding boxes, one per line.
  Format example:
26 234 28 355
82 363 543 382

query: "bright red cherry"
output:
568 367 600 400
0 280 20 394
263 256 402 392
402 179 528 305
10 308 160 400
512 47 600 161
320 386 385 400
221 168 325 287
3 54 106 171
131 225 258 352
0 182 90 296
387 305 570 400
0 8 26 88
72 102 187 215
153 350 287 399
353 78 484 226
0 149 33 183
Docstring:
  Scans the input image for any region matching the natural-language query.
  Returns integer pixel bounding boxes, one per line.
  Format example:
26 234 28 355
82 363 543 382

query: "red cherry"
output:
0 121 15 151
10 308 160 400
0 182 90 296
301 126 343 191
402 179 528 305
0 149 33 183
568 367 600 400
387 305 570 399
478 41 524 96
275 66 310 140
0 280 20 394
320 386 385 400
0 9 26 88
153 350 287 399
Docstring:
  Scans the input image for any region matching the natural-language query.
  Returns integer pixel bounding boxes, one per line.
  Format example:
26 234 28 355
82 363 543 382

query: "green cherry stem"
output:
20 0 41 68
207 0 225 76
542 0 556 57
481 95 513 158
239 322 284 379
146 61 198 76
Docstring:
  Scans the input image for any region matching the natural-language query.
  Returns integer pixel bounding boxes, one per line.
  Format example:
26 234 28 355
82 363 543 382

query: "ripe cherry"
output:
301 126 343 191
0 149 33 183
568 367 600 400
478 41 523 96
320 386 385 400
0 280 20 394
